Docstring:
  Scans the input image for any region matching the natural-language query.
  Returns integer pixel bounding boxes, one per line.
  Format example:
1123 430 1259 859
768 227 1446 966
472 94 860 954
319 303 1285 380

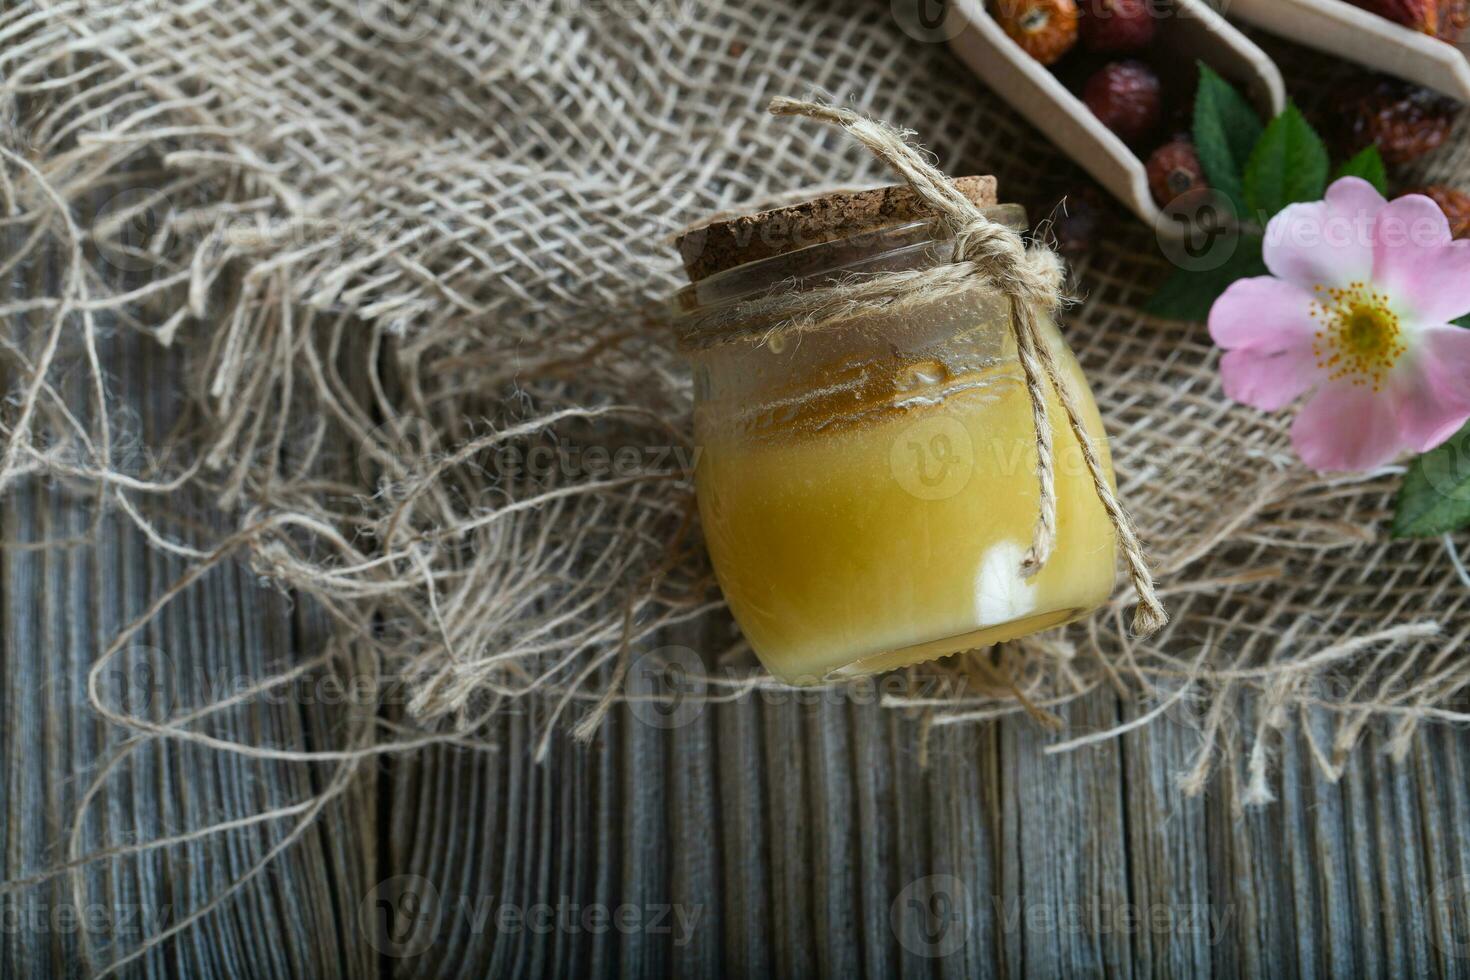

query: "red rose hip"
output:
1146 139 1208 207
1079 0 1157 53
1346 0 1438 33
1334 76 1457 164
1083 60 1162 142
1440 0 1470 41
1406 185 1470 238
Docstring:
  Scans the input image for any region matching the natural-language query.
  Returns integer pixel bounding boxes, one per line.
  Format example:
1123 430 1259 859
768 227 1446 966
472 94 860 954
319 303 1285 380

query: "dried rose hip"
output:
1146 139 1208 207
1333 76 1458 165
1347 0 1439 33
1079 0 1157 53
1083 60 1162 142
1439 0 1469 40
991 0 1080 66
1406 185 1470 238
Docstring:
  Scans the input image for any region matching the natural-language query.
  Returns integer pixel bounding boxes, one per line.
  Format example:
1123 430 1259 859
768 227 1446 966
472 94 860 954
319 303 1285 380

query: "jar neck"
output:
674 203 1028 317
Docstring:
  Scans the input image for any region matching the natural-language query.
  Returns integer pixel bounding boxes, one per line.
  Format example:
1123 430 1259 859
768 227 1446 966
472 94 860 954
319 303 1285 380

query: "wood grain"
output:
3 290 1470 978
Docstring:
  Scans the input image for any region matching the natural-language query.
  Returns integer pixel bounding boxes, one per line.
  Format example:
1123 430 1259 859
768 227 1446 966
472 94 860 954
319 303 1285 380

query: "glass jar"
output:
674 182 1117 685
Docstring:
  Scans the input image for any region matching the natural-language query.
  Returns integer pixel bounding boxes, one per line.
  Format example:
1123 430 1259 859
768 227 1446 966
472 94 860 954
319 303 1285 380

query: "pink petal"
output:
1291 383 1406 473
1372 195 1470 323
1420 325 1470 394
1263 178 1383 291
1396 325 1470 452
1219 345 1319 411
1208 276 1319 351
1393 376 1470 453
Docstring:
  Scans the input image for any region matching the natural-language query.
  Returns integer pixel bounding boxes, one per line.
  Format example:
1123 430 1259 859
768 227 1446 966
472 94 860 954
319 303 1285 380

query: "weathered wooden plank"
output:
1419 723 1470 980
6 279 1470 980
1 278 376 977
805 697 861 978
926 716 999 980
998 690 1133 978
1292 708 1360 980
1238 719 1299 978
12 563 1470 980
619 688 671 979
760 688 816 979
667 621 723 978
1378 735 1438 978
847 701 901 979
714 677 772 976
1119 696 1214 980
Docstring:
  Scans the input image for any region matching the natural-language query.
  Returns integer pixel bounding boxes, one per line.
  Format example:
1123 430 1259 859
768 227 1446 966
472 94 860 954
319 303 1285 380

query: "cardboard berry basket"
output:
945 0 1285 233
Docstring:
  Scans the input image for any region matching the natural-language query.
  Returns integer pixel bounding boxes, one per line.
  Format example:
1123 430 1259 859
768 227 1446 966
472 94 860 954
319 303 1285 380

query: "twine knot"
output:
768 96 1168 638
953 219 1065 315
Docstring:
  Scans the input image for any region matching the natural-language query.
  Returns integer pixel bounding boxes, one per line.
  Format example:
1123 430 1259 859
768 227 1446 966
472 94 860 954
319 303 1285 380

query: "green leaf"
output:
1193 64 1263 217
1455 314 1470 328
1243 103 1330 219
1335 145 1388 196
1393 421 1470 537
1145 235 1267 321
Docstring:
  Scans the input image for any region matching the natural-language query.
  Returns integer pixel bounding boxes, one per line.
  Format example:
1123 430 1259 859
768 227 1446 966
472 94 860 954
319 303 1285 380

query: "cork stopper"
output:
675 176 999 283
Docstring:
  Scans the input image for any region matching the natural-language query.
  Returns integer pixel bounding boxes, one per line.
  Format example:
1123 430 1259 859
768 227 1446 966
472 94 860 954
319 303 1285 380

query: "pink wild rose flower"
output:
1209 177 1470 472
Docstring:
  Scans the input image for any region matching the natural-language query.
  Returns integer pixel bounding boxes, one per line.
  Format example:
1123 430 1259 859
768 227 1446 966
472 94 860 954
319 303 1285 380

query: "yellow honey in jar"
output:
676 185 1118 684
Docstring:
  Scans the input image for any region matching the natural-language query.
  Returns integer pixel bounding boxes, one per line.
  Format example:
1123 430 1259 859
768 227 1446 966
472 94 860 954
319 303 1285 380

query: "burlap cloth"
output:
2 0 1468 825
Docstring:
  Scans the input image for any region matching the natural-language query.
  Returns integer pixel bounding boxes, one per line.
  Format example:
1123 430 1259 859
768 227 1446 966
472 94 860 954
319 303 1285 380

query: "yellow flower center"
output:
1311 282 1406 392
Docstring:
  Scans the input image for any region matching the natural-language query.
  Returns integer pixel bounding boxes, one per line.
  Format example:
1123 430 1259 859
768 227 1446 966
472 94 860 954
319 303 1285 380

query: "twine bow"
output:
769 97 1168 637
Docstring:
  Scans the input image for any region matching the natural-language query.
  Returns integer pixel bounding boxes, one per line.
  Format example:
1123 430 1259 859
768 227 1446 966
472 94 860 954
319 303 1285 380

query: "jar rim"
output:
674 176 999 283
672 203 1028 326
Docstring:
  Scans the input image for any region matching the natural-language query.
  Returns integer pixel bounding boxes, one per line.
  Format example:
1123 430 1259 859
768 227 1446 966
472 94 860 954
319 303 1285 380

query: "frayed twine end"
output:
1130 595 1169 639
